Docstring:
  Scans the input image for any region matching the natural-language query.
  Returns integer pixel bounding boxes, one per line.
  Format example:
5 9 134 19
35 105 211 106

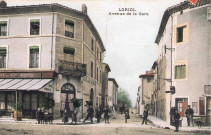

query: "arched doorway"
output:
90 88 93 106
60 83 75 117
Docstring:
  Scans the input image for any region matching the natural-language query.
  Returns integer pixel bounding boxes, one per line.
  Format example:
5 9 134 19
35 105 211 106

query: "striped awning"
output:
0 79 53 93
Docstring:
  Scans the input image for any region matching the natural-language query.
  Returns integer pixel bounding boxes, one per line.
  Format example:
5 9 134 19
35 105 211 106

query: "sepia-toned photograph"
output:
0 0 210 134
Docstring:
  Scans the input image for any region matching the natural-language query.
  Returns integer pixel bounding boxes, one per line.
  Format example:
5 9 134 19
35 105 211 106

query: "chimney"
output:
146 71 149 75
82 4 87 14
0 0 7 8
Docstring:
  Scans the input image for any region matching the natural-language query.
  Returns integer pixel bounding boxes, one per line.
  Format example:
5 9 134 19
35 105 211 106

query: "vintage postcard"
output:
0 0 210 134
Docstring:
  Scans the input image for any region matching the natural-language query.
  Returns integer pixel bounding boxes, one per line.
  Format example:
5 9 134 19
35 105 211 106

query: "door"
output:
175 98 188 117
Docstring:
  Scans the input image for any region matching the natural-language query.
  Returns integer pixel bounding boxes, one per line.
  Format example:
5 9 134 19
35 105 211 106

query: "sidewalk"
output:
0 116 97 125
147 115 211 132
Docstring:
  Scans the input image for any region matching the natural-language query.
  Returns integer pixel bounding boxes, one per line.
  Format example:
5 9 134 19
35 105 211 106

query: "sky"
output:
5 0 185 106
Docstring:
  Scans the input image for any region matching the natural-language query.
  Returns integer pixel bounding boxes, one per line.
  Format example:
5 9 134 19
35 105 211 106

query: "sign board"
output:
0 72 54 79
39 81 54 93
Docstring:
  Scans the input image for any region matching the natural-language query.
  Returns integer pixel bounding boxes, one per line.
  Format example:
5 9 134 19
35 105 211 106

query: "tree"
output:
117 88 132 108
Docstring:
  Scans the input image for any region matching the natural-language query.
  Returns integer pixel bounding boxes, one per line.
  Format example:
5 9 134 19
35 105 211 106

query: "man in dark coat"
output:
36 108 41 124
174 109 180 132
103 106 110 124
83 105 94 123
185 105 194 126
142 108 148 125
124 106 130 123
95 106 102 123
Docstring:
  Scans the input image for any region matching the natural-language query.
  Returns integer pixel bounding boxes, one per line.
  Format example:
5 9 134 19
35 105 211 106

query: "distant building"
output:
139 70 154 115
108 78 119 107
0 2 105 119
155 0 211 125
101 63 111 108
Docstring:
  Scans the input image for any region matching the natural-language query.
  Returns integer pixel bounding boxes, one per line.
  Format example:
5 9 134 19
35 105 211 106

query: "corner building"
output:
0 3 105 120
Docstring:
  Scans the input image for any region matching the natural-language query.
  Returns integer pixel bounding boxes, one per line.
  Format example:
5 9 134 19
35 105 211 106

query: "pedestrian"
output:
103 106 110 124
142 108 148 125
36 108 41 124
40 107 45 124
185 105 194 126
62 109 68 124
83 105 94 123
48 108 53 124
124 106 130 123
71 108 78 124
173 109 180 132
95 106 102 123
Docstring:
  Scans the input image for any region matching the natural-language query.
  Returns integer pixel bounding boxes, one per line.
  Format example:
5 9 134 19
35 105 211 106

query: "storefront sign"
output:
0 72 54 79
39 81 53 93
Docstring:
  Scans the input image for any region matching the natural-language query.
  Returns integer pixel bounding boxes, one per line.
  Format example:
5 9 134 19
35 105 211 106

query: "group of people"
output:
83 105 112 124
171 105 194 132
36 108 53 124
62 108 78 124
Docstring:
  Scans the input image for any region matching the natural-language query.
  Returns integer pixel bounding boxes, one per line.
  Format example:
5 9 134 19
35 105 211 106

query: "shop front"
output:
0 71 54 118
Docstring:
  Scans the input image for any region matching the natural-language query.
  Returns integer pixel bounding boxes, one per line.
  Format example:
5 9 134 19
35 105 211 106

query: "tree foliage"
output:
117 88 132 108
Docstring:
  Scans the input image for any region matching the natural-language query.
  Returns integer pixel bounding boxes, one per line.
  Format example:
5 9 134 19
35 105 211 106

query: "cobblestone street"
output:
0 114 210 135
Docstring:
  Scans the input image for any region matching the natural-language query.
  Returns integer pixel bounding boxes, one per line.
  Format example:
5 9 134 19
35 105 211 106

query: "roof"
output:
139 70 154 78
103 63 111 72
0 3 106 51
108 78 119 88
155 0 211 44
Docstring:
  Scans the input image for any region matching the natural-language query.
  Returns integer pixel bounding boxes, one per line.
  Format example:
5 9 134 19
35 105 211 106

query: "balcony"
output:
57 60 86 77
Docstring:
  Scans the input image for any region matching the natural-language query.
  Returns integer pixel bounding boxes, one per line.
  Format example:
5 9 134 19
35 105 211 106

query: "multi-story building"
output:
0 2 106 120
155 0 211 125
139 70 154 115
108 78 118 108
101 63 111 108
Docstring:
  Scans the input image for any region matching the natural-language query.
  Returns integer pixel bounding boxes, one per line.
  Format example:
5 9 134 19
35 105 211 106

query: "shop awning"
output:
0 79 53 93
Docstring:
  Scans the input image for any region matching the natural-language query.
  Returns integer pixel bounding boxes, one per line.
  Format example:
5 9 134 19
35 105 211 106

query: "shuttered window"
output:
175 65 186 79
0 21 7 36
30 19 40 35
65 20 74 38
0 47 6 68
29 46 39 68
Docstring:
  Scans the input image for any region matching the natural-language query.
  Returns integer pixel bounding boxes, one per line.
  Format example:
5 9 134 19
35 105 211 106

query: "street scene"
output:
0 0 211 134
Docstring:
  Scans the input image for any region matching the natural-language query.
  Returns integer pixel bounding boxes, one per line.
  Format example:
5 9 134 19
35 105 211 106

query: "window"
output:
91 62 93 78
0 21 7 36
175 65 186 79
0 93 5 109
174 23 189 44
29 46 39 68
91 39 94 51
147 78 151 82
63 47 75 55
0 47 6 68
65 20 74 38
30 19 40 35
97 48 99 58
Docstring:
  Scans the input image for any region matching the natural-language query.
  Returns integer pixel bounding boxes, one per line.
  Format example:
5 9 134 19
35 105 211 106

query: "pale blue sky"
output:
5 0 184 106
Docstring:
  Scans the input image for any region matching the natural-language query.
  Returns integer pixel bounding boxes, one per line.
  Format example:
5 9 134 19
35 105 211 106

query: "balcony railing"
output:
57 60 86 77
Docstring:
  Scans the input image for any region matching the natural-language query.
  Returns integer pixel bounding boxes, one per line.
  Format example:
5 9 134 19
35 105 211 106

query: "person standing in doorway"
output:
185 105 194 126
142 108 148 125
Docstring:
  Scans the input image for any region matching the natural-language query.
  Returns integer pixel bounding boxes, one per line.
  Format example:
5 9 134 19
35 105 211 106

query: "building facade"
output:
108 78 118 108
0 2 105 119
101 63 111 108
139 70 154 115
154 0 211 125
